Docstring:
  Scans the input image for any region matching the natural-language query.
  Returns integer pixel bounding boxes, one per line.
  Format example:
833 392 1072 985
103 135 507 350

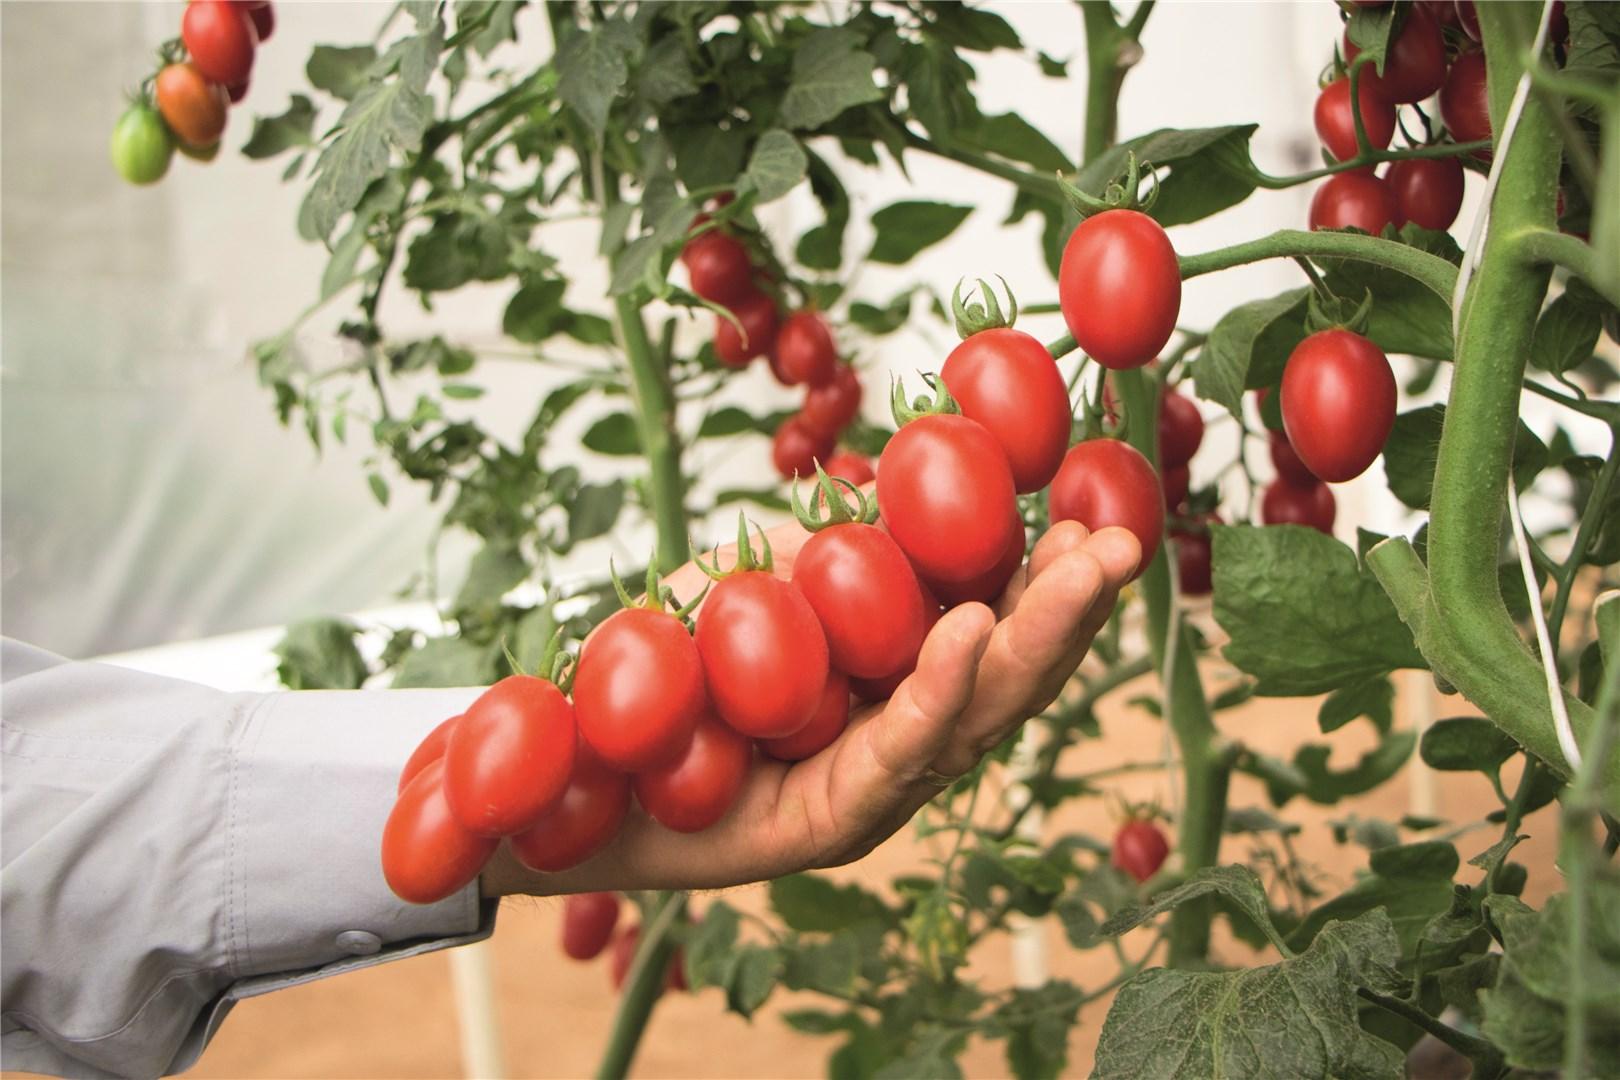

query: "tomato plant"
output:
1261 477 1338 534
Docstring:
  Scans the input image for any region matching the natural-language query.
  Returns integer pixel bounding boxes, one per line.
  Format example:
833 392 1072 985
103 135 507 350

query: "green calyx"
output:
693 511 774 581
503 624 577 694
792 462 878 533
1304 284 1374 336
1058 149 1161 218
951 277 1020 339
609 556 706 622
890 372 961 427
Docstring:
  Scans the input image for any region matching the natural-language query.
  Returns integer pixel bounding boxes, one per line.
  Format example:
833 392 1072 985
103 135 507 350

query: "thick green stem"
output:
595 891 688 1080
1517 227 1620 310
1358 988 1507 1079
1179 229 1458 299
613 294 690 572
1079 2 1130 163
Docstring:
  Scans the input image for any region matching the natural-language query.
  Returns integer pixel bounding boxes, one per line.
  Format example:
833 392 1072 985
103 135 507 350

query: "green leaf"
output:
1074 125 1262 228
769 874 889 932
1288 842 1458 959
273 617 367 690
1319 675 1394 734
1318 230 1455 360
696 406 776 439
867 201 972 264
1037 51 1068 77
392 635 498 688
726 946 780 1017
241 94 317 158
453 542 527 617
779 936 860 996
582 412 642 455
955 112 1072 173
992 982 1083 1080
1381 405 1548 510
740 130 808 204
1345 6 1397 74
1531 287 1604 375
874 1027 967 1080
796 148 851 270
367 472 390 506
556 18 638 140
1192 289 1309 416
922 3 1021 51
306 45 377 101
668 123 749 191
1101 865 1291 955
849 289 916 336
505 277 601 345
684 901 741 990
403 212 514 293
900 39 982 151
1420 716 1520 773
441 384 483 399
780 28 884 130
637 35 700 105
567 481 624 544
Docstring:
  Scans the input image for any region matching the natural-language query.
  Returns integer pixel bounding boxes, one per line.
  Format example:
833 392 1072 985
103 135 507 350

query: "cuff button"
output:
336 930 382 956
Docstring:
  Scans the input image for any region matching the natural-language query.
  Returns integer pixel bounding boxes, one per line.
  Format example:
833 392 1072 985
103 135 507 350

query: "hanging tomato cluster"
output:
558 892 689 996
109 0 274 186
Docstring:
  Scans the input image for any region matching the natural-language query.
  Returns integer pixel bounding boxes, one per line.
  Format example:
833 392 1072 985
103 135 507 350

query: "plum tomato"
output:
382 759 499 905
109 103 174 185
849 584 942 704
1308 172 1398 235
182 0 257 87
932 514 1025 607
155 62 228 149
800 364 863 437
823 450 875 487
697 570 829 739
510 738 631 873
444 675 577 836
1162 463 1190 511
1313 73 1395 167
560 892 621 961
1279 329 1396 482
1171 515 1218 597
773 414 836 480
1342 6 1445 104
1440 51 1491 148
575 607 706 773
632 711 751 832
792 520 928 679
1059 209 1181 370
1048 438 1164 576
940 327 1071 493
762 670 851 762
1262 477 1337 533
399 714 459 794
1268 428 1317 485
774 310 838 387
714 291 778 368
1111 819 1170 883
1157 387 1204 471
682 230 753 307
1386 156 1465 231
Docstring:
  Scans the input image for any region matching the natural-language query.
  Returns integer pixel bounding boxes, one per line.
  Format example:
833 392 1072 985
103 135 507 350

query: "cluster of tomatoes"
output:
110 0 273 186
560 892 689 996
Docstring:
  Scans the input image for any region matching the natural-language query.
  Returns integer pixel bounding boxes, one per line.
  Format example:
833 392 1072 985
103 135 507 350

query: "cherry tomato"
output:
792 520 927 679
1314 73 1395 170
1269 429 1317 485
877 414 1019 586
1419 0 1460 29
1162 463 1190 511
850 584 941 703
823 451 875 487
774 311 838 387
227 80 250 105
1454 0 1480 40
1157 387 1204 471
714 291 778 369
399 714 459 794
800 364 862 437
109 103 173 186
1386 157 1465 231
1059 209 1181 370
155 63 227 149
1440 51 1491 147
763 670 850 762
1342 6 1446 105
1309 172 1398 235
382 759 498 904
1261 478 1337 534
1111 819 1169 883
560 892 621 961
183 0 257 88
773 414 835 480
932 515 1025 607
1171 515 1217 597
575 607 706 772
443 675 577 837
940 327 1071 493
697 569 829 738
609 926 686 993
1279 329 1396 482
245 0 274 43
510 739 631 872
633 711 751 831
1049 439 1164 576
682 230 753 306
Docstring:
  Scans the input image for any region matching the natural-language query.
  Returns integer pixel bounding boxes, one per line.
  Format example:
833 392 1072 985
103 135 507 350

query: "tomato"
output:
800 364 862 437
1313 73 1394 169
763 670 850 762
443 675 577 836
940 327 1071 493
560 892 621 961
850 584 941 703
109 103 173 185
1419 0 1460 29
714 291 778 368
245 0 274 43
792 520 927 678
1171 515 1217 597
877 414 1019 585
382 759 499 904
633 711 751 831
1440 51 1491 147
1058 209 1181 370
823 450 875 487
774 311 838 387
399 714 459 793
177 138 221 163
1162 463 1190 511
773 414 835 480
1111 819 1169 883
1157 387 1204 471
1279 329 1396 482
575 607 706 772
1386 157 1465 231
1342 6 1445 105
227 80 249 105
682 230 753 306
155 63 227 149
1049 439 1164 576
697 571 829 738
1269 429 1316 485
182 0 257 87
1308 172 1398 235
1454 0 1480 40
510 739 631 872
933 514 1025 606
609 926 686 993
1261 478 1337 534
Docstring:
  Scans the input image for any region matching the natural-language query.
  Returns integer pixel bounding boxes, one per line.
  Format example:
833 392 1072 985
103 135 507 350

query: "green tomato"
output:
110 104 174 186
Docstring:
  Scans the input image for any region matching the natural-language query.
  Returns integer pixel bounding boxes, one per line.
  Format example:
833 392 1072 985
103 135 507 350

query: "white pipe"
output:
449 940 506 1079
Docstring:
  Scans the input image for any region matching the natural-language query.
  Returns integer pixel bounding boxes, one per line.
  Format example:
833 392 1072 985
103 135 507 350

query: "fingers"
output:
997 520 1090 616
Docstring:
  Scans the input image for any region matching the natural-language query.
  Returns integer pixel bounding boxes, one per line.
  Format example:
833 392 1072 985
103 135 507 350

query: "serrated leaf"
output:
740 130 807 203
1531 287 1603 375
992 982 1083 1080
1192 288 1309 417
1420 716 1519 773
568 481 624 544
779 936 860 996
780 28 884 130
392 635 497 688
307 45 377 101
1074 125 1261 228
273 617 367 689
1102 865 1291 954
684 901 740 990
453 542 527 616
867 200 972 264
241 94 317 158
769 874 889 932
637 34 699 105
582 412 642 455
556 18 637 139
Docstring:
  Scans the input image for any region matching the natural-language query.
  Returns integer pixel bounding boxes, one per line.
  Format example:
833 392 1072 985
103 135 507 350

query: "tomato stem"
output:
595 891 689 1080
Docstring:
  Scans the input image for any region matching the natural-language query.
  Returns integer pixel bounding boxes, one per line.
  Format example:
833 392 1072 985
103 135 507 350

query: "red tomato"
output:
1309 172 1398 235
823 450 875 486
1313 73 1395 168
940 327 1071 493
560 892 621 961
575 607 706 772
792 522 927 678
1111 819 1170 883
444 675 577 837
877 415 1019 585
382 759 498 904
399 714 459 794
155 62 228 149
1262 478 1337 534
763 670 851 761
1386 157 1465 231
633 711 751 831
227 80 249 104
932 514 1025 606
1454 0 1480 40
682 230 753 306
1419 0 1460 28
1049 439 1164 577
1440 51 1491 147
1157 387 1204 471
609 926 686 993
849 585 942 703
182 0 257 87
1162 463 1190 511
1269 429 1317 485
510 739 631 872
1342 6 1445 104
774 311 838 387
800 364 862 436
1279 329 1396 482
697 572 829 739
713 291 778 368
245 0 274 42
773 414 835 480
1059 209 1181 370
1171 515 1217 597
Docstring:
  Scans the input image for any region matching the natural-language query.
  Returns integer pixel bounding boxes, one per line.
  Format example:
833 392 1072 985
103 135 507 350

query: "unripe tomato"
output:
850 584 942 703
1269 429 1317 485
774 311 838 387
399 714 459 794
444 675 577 837
1308 172 1398 235
633 711 751 831
773 414 835 480
245 0 274 43
1440 51 1491 147
1279 329 1396 482
182 0 258 87
560 892 621 961
1262 478 1337 534
1342 6 1446 105
800 364 863 437
877 414 1019 586
609 926 686 993
575 607 706 772
1162 463 1190 511
823 450 875 487
763 671 850 762
714 291 778 368
1049 439 1164 576
510 739 631 872
1386 157 1465 231
382 759 499 904
109 103 174 185
1059 209 1181 370
682 230 753 306
792 521 927 679
932 514 1025 607
1313 73 1395 167
1111 819 1169 883
698 571 829 739
940 327 1071 493
156 62 228 149
1157 387 1204 471
1171 515 1217 597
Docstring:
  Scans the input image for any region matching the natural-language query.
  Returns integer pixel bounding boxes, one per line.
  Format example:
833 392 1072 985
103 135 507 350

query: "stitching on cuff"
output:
225 691 278 980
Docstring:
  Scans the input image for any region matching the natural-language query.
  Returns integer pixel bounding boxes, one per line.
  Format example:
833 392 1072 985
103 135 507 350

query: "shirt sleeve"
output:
0 639 495 1079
